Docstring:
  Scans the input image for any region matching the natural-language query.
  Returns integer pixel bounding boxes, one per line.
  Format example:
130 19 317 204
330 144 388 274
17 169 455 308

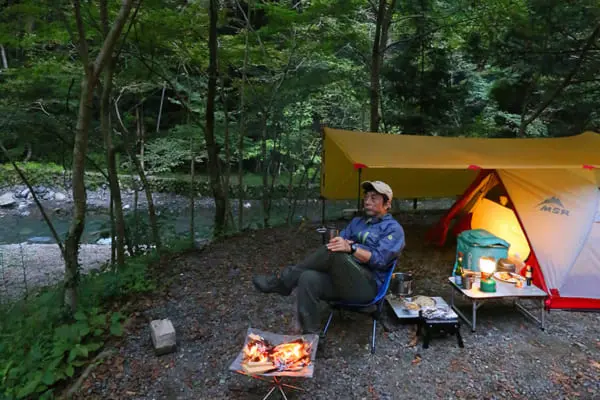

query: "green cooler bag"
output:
454 229 510 273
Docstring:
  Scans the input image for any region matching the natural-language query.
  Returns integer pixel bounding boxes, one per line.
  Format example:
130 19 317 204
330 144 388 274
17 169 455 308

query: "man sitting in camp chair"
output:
252 180 405 334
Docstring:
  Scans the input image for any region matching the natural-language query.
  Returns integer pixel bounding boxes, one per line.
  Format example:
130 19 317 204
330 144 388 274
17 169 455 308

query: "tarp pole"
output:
357 168 362 211
320 123 326 225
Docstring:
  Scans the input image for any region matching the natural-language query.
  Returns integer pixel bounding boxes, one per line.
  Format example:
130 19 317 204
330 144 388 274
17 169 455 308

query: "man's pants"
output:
280 246 377 333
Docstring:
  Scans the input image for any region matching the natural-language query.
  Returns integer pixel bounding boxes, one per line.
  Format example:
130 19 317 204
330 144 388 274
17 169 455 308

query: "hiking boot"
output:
252 273 292 296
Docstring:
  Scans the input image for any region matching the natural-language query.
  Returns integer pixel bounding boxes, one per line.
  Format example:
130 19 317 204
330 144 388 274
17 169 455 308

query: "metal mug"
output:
327 227 339 241
316 226 340 244
464 275 473 290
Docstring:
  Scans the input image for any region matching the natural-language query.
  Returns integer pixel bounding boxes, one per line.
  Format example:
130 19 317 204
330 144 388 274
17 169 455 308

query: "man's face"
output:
363 191 389 216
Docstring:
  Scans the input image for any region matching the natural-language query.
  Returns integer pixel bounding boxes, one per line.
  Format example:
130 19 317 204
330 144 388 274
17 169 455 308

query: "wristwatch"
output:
350 243 358 254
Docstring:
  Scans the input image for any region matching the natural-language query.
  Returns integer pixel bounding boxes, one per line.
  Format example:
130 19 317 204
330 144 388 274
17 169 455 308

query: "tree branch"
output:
114 0 144 61
0 143 65 258
383 15 479 53
72 0 91 76
92 0 135 80
131 47 207 133
100 0 109 36
519 23 600 136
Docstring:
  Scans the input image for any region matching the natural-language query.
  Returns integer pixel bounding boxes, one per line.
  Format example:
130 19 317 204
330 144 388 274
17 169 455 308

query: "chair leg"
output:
371 318 377 354
321 311 334 339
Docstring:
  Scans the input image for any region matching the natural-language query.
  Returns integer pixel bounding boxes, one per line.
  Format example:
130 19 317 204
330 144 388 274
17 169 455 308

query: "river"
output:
1 197 355 245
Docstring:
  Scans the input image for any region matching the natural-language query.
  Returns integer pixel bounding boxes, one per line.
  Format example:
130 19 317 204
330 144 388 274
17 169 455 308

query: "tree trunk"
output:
370 0 387 132
140 104 145 170
125 144 161 250
187 97 195 243
370 0 396 133
238 0 251 231
189 134 195 243
64 78 94 313
221 83 233 230
100 60 126 268
260 112 269 227
206 0 227 237
136 105 146 171
110 191 116 265
0 44 7 70
65 0 135 313
265 122 283 225
288 142 320 223
379 0 396 132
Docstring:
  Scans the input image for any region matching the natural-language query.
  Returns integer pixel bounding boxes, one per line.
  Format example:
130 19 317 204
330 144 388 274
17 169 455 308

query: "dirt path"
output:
71 216 600 400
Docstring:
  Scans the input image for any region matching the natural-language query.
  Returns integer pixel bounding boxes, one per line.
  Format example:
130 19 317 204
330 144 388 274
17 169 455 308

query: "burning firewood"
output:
241 334 313 374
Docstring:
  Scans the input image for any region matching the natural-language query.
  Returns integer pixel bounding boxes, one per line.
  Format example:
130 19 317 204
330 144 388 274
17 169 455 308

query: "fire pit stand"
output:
233 371 305 400
229 327 319 399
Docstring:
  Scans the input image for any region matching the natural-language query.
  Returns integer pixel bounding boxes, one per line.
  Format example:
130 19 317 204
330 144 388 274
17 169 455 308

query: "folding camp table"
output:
448 276 547 332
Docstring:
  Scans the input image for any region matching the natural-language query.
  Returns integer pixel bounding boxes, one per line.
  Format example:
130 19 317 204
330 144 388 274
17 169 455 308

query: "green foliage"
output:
0 162 64 185
0 253 158 399
0 301 119 399
144 136 196 174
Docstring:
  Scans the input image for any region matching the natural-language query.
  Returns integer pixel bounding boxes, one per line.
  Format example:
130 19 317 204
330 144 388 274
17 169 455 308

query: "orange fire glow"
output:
241 334 312 373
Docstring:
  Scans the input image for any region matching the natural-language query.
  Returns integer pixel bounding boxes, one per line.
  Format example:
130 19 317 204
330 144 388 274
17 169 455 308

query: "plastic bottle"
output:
525 265 532 286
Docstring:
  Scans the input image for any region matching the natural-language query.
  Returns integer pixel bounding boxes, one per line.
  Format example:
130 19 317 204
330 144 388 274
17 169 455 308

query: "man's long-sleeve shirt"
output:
340 213 405 288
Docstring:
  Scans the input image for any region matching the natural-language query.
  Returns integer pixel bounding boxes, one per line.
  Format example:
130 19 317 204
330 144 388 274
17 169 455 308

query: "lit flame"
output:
241 334 312 372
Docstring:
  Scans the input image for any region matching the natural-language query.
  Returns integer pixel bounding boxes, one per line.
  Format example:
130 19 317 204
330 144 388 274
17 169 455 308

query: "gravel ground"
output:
71 213 600 400
0 244 111 299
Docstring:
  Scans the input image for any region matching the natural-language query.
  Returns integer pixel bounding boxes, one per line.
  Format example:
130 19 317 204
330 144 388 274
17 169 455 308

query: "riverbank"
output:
0 244 111 300
0 162 320 200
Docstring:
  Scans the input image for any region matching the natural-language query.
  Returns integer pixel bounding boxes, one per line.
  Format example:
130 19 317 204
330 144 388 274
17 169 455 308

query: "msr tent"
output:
321 127 600 310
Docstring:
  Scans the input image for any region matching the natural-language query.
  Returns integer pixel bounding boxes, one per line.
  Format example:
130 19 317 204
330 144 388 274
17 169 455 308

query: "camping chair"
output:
320 259 397 354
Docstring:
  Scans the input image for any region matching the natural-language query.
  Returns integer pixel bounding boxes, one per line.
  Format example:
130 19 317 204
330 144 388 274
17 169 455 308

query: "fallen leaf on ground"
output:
408 334 418 347
412 355 422 365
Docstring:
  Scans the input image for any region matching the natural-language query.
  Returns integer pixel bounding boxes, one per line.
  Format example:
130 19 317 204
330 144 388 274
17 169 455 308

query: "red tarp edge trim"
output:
545 295 600 310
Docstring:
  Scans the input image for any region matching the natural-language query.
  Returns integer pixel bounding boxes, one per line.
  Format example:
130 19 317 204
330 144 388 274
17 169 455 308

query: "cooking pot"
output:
390 272 413 296
496 258 516 273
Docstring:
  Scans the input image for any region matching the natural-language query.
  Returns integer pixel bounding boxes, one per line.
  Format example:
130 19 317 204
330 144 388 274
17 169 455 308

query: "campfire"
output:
241 333 313 374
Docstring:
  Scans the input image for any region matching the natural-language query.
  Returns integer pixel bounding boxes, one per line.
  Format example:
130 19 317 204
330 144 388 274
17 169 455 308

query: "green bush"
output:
0 249 163 399
0 162 64 187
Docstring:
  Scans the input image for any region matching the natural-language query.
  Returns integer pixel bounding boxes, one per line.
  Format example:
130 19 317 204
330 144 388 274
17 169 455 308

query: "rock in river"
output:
0 192 17 208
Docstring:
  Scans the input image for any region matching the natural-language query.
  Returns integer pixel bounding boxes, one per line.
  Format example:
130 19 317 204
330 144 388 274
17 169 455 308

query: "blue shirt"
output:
340 214 405 289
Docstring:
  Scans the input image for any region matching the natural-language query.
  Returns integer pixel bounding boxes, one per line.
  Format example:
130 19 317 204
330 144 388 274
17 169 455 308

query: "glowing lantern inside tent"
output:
471 198 531 259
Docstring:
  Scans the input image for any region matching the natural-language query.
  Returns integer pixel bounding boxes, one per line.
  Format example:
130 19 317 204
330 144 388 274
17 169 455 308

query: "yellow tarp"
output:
321 127 600 199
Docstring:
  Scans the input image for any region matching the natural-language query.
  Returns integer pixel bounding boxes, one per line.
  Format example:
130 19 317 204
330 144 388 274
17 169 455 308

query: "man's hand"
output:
326 237 352 253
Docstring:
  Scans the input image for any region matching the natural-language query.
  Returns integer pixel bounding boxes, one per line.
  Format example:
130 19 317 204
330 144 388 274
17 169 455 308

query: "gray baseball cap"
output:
361 180 393 199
